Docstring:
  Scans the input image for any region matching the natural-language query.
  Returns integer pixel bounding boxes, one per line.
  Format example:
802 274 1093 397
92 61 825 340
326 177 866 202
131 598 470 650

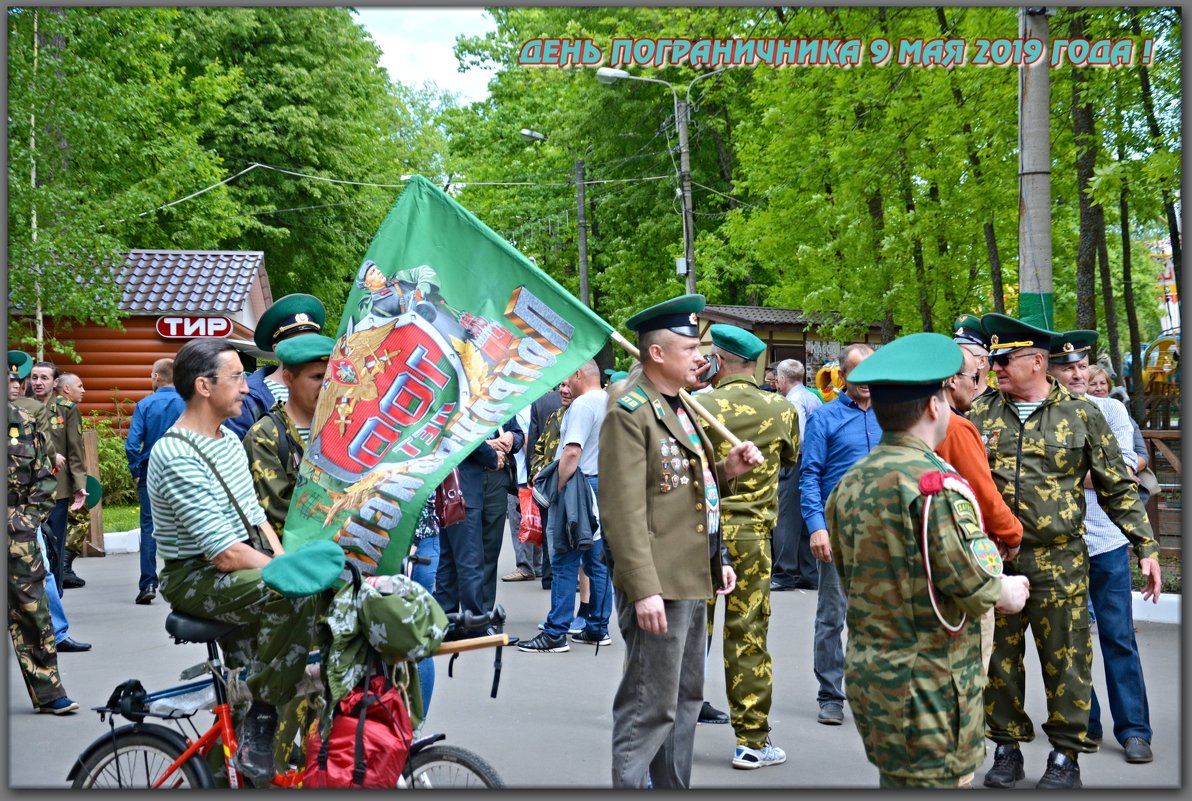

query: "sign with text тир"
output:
156 315 233 339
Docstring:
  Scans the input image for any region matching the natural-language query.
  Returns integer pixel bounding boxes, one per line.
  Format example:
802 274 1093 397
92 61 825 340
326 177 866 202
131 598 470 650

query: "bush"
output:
85 413 137 507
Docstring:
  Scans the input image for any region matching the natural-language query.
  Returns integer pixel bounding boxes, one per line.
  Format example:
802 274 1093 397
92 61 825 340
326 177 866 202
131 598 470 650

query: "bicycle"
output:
67 603 509 789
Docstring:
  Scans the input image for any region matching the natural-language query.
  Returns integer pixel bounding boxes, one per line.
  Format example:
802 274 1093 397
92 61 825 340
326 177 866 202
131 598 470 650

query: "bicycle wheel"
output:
72 729 213 789
401 744 504 789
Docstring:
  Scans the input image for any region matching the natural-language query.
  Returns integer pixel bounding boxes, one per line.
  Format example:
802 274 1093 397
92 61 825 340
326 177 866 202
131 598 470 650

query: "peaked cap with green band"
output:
274 333 336 367
848 333 962 402
625 293 704 338
1049 329 1099 364
979 312 1056 357
8 350 32 380
261 538 347 597
709 323 766 361
254 293 327 352
953 314 989 352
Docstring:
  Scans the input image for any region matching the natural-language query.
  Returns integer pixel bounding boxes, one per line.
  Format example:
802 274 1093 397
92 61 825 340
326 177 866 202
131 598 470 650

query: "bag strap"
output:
161 431 255 540
264 407 304 473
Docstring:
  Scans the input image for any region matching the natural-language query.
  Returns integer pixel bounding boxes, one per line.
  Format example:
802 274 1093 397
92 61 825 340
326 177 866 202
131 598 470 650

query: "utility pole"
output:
1017 7 1055 329
574 156 590 307
675 99 697 294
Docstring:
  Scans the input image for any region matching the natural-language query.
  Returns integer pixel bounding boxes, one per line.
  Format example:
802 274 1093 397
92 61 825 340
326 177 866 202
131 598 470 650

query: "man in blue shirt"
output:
799 343 881 726
125 358 186 604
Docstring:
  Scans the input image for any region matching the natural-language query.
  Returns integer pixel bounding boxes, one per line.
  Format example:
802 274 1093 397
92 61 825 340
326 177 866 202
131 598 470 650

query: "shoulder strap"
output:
160 431 255 539
264 408 303 472
616 386 649 411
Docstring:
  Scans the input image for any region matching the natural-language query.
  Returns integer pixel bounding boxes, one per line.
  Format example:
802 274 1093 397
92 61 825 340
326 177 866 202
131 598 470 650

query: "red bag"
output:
434 468 466 529
303 660 413 788
517 486 543 546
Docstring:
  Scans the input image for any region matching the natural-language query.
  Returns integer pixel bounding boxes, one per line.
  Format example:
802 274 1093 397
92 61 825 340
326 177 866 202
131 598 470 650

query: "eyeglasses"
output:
957 371 981 386
206 370 247 384
991 352 1035 368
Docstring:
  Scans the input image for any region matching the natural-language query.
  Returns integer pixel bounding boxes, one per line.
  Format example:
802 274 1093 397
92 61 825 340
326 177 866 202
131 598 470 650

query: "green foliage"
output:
84 413 137 507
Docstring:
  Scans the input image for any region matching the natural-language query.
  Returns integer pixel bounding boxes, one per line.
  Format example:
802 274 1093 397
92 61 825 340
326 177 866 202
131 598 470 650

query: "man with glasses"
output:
969 314 1160 790
147 337 317 783
953 315 997 399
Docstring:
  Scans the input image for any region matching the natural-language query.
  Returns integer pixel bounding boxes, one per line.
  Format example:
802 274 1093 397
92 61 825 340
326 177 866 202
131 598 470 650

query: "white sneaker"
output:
732 740 787 770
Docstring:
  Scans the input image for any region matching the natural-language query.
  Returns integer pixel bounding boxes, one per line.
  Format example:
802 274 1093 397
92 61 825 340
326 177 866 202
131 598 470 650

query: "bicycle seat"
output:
165 611 242 644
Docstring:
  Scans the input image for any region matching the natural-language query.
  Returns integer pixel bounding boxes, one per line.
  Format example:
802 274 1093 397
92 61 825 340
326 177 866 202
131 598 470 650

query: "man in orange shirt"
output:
936 346 1022 673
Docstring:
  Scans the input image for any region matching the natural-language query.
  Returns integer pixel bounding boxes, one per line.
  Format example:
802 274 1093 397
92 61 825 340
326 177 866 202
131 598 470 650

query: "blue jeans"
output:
46 498 69 595
1088 545 1151 745
410 535 440 719
543 476 610 638
138 480 158 591
814 558 847 706
36 527 68 643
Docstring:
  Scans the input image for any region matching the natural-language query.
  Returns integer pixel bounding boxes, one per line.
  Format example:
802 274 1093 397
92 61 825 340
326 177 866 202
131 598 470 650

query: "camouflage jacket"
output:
11 397 55 462
47 395 87 499
699 374 799 539
827 431 1003 781
529 404 565 481
968 377 1157 560
243 402 305 537
8 404 56 543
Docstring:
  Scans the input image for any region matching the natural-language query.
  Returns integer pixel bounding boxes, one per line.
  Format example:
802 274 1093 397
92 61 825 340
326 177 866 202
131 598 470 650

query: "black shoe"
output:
698 701 729 725
235 704 279 783
517 632 569 653
1088 730 1103 743
135 585 157 605
56 638 92 653
793 579 819 590
62 573 85 589
983 743 1025 788
1035 750 1081 789
769 580 797 591
1124 737 1153 764
816 702 844 725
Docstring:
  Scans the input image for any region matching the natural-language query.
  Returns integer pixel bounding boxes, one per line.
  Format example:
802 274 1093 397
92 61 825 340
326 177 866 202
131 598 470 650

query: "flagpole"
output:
610 331 744 447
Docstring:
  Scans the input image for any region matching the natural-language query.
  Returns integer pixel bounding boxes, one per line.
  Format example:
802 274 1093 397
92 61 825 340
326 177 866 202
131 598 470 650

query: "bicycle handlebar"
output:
445 604 506 633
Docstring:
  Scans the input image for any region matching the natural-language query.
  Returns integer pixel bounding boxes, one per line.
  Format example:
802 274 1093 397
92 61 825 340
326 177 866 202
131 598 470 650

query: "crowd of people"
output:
6 288 1163 789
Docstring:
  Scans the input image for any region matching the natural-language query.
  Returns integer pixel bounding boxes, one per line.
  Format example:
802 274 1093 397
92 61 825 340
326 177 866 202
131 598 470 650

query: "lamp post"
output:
520 127 592 308
596 66 728 294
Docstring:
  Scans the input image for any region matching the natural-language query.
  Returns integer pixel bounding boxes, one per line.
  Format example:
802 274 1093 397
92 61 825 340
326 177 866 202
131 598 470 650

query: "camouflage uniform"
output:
968 377 1158 754
699 374 798 749
827 432 1004 786
530 404 565 480
45 395 86 586
66 506 89 557
243 401 305 539
7 403 69 708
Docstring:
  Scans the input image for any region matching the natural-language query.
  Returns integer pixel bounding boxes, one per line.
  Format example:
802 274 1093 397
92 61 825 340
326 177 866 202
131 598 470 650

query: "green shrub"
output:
85 413 137 507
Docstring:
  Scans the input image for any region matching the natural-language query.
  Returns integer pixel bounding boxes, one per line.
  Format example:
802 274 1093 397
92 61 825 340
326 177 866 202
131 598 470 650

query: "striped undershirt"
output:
265 375 290 404
147 424 266 560
1013 400 1043 425
296 425 310 445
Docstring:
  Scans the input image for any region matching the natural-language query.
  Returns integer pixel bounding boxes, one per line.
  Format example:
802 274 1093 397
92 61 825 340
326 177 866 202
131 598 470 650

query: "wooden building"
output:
42 250 273 420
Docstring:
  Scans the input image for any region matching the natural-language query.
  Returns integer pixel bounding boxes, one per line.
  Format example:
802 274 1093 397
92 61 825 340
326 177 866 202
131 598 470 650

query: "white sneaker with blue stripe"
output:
732 739 787 770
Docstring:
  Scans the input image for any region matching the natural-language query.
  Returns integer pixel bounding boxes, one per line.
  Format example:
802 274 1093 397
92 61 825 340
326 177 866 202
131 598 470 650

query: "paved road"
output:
9 547 1181 788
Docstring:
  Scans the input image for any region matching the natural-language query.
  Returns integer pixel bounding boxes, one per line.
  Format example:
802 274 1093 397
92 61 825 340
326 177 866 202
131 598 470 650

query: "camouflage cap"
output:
275 333 336 367
848 333 962 402
1049 329 1098 364
953 314 989 353
8 350 32 380
625 293 705 338
261 539 346 597
254 293 327 352
709 323 766 361
980 312 1055 357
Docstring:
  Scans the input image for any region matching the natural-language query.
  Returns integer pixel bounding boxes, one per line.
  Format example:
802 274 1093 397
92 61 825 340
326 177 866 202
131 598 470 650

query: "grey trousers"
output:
611 595 705 789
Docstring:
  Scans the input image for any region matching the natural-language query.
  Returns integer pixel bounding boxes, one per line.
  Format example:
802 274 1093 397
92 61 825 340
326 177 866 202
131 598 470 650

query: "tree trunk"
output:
1131 8 1182 307
985 222 1005 314
1070 11 1098 330
1116 139 1146 421
1096 225 1123 382
900 148 934 332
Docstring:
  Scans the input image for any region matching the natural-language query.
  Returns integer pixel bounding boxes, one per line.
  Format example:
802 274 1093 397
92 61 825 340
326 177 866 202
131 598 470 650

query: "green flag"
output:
283 175 613 578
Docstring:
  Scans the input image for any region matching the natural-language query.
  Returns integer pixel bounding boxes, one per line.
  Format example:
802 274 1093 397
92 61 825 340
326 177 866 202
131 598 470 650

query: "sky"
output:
353 7 499 105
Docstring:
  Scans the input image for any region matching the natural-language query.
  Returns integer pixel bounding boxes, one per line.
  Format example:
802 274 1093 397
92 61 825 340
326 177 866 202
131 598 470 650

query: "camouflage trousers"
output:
8 534 66 708
880 772 970 788
706 535 773 749
160 558 320 709
66 505 88 557
985 538 1097 754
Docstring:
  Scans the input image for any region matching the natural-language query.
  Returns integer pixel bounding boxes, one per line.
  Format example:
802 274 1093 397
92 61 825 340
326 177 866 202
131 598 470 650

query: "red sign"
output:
156 316 233 339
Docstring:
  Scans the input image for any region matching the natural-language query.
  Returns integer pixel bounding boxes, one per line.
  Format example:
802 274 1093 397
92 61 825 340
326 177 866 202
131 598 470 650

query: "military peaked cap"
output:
980 313 1055 357
8 350 32 380
953 314 989 352
626 294 704 337
254 293 327 353
1049 329 1098 364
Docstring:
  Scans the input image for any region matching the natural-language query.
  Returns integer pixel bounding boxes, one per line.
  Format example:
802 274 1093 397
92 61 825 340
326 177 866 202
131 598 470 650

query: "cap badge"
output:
1063 342 1074 352
296 313 310 323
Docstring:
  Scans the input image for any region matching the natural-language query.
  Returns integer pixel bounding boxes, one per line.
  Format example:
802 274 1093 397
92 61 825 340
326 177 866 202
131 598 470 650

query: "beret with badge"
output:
625 293 705 338
709 323 766 362
847 332 963 403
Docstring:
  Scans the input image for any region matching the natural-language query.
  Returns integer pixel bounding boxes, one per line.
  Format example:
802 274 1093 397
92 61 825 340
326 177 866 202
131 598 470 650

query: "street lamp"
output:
595 66 728 294
520 127 593 308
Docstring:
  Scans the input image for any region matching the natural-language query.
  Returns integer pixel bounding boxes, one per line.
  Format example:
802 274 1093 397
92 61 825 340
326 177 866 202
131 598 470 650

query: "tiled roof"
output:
117 250 269 314
702 305 813 327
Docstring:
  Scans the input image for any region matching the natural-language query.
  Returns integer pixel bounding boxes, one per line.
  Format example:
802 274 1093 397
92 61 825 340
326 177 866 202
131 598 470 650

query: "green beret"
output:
953 314 989 352
709 323 766 361
607 370 629 383
261 539 346 597
274 334 336 367
848 333 962 402
1049 329 1098 364
254 293 327 352
84 474 103 510
980 312 1055 357
625 294 705 338
8 350 32 380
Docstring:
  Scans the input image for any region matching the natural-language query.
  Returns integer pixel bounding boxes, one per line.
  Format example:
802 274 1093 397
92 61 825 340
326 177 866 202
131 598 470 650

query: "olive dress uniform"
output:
45 394 87 589
700 369 798 753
